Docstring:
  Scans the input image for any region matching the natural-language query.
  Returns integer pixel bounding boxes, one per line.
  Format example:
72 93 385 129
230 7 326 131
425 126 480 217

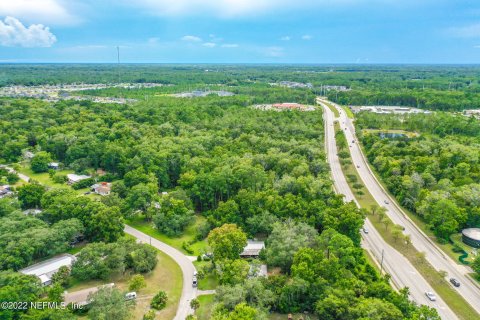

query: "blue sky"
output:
1 0 480 63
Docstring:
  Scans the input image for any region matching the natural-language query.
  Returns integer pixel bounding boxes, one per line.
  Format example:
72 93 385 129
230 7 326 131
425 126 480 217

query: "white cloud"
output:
280 36 291 41
203 42 216 47
0 0 79 25
221 43 239 48
0 16 57 47
125 0 333 18
148 37 160 45
181 35 202 42
448 24 480 38
264 46 284 57
71 44 107 49
301 34 312 40
124 0 422 18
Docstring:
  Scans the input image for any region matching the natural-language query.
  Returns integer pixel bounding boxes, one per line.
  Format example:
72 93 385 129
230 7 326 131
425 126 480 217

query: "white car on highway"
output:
425 291 436 301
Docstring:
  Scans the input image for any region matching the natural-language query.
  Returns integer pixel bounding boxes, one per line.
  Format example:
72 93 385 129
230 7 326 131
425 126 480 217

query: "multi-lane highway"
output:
320 99 458 320
318 97 480 316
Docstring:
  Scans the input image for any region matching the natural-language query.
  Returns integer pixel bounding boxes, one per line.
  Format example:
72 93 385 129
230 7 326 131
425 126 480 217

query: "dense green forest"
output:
2 64 480 111
355 112 480 241
0 89 439 319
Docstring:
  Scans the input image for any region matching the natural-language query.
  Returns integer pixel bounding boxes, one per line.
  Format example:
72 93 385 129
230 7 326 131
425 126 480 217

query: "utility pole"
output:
117 46 120 84
380 249 385 274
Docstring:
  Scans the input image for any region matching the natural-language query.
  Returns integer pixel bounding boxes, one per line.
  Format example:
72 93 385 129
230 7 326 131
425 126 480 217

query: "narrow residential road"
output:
319 97 480 315
320 99 458 320
124 225 197 320
1 166 30 182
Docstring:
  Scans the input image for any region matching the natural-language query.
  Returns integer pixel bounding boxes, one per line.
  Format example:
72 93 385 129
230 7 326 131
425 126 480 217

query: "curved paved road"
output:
319 98 480 316
320 99 457 320
125 225 197 320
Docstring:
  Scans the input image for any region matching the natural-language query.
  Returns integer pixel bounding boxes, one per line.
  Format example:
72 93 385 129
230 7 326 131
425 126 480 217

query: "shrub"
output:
150 291 168 310
143 310 155 320
52 174 68 184
72 178 95 190
182 241 194 255
129 274 146 291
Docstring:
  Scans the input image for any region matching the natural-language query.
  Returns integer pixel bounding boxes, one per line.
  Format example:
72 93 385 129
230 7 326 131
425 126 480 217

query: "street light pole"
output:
380 249 385 274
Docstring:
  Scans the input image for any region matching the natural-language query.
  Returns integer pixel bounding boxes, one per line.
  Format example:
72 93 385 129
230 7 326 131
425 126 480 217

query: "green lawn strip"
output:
356 141 475 265
341 105 354 119
67 249 182 320
334 125 479 320
469 273 480 284
126 215 208 256
193 260 219 290
322 100 339 117
196 294 215 320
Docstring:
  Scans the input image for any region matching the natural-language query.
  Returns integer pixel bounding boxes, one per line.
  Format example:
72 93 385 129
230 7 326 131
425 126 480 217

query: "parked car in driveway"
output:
125 292 137 300
425 291 436 301
450 278 460 287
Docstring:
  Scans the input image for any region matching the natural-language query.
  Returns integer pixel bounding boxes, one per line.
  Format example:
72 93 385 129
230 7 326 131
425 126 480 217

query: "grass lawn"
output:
193 261 219 290
333 123 480 320
341 105 354 119
322 100 339 117
67 250 182 320
17 165 75 187
126 215 208 255
195 294 215 320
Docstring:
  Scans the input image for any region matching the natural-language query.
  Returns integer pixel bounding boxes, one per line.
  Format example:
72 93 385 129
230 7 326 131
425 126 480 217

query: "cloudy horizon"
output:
1 0 480 63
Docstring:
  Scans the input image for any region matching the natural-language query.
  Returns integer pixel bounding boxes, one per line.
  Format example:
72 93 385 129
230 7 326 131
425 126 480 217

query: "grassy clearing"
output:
196 294 215 320
126 215 208 255
193 260 219 290
334 124 479 320
67 250 182 320
17 165 75 187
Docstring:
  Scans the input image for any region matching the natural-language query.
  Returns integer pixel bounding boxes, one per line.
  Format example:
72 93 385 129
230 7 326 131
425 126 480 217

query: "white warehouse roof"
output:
20 254 75 279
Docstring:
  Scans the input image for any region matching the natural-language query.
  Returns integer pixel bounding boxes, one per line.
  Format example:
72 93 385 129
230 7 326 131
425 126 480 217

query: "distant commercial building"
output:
253 103 315 112
173 90 235 98
67 174 91 185
272 81 313 89
322 85 350 92
350 106 431 115
240 240 265 258
462 228 480 248
19 254 76 286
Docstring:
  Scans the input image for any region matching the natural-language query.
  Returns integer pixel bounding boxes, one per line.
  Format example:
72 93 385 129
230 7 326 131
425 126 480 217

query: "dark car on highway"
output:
450 278 460 287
